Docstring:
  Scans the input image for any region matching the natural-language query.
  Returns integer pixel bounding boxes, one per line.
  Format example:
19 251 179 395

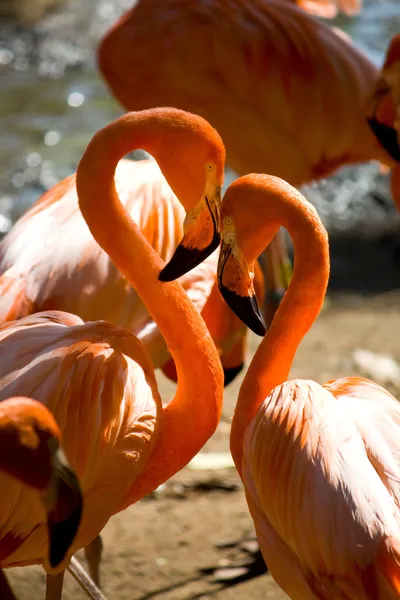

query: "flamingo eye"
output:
223 216 234 227
205 163 214 172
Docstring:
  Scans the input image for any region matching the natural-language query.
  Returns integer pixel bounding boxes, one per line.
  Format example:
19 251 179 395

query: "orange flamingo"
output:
98 0 388 183
0 396 83 599
0 158 257 386
98 0 398 289
0 107 225 600
169 172 400 598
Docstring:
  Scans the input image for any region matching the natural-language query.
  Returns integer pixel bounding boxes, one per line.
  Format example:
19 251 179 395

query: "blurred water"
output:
0 0 399 234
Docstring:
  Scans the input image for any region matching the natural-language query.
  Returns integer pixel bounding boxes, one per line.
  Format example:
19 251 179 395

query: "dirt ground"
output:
5 235 400 600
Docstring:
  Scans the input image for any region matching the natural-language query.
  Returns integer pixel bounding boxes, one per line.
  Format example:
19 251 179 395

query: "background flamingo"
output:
0 157 260 387
170 172 400 598
99 0 393 184
0 396 83 600
98 0 399 294
0 108 225 600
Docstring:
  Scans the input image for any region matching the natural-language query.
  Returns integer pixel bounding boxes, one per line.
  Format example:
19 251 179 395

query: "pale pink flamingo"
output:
0 107 225 600
165 171 400 598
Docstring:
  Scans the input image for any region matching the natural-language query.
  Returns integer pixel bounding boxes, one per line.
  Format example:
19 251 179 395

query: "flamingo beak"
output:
367 117 400 162
218 240 267 337
43 448 83 568
159 189 221 281
367 86 400 162
223 364 244 385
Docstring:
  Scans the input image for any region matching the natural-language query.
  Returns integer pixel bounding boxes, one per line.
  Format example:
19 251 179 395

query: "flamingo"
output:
0 107 225 600
98 0 391 183
0 396 83 599
0 157 258 386
97 0 399 284
166 172 400 598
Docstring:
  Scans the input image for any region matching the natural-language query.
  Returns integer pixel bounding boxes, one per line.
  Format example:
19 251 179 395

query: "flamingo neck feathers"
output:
76 110 223 502
230 176 330 472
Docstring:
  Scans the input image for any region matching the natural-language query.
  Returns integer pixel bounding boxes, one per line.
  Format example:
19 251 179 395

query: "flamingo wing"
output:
0 161 173 324
242 377 400 599
0 159 218 369
0 311 161 569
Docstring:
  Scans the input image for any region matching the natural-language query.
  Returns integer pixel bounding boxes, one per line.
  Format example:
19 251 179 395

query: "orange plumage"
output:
0 158 255 385
161 171 400 598
0 396 83 597
0 396 82 561
222 175 400 598
98 0 392 184
0 108 225 600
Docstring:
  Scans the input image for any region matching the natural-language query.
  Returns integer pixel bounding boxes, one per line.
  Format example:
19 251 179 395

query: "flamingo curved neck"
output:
231 189 330 473
76 112 223 501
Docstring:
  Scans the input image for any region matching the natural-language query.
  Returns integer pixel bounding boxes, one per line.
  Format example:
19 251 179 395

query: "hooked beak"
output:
43 448 83 568
218 240 267 337
159 190 221 282
367 117 400 162
367 86 400 162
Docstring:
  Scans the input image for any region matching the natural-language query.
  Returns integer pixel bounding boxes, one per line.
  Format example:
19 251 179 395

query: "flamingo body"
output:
98 0 393 185
242 376 400 599
0 159 213 328
0 311 160 570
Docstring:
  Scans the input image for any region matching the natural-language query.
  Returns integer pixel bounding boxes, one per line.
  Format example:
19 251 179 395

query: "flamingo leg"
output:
84 535 103 586
260 229 292 327
67 557 107 600
0 569 17 600
45 572 64 600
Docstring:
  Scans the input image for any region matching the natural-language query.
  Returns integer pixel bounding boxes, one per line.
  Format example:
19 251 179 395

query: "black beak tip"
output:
48 496 83 568
220 286 267 337
223 363 244 386
367 117 400 162
159 232 221 282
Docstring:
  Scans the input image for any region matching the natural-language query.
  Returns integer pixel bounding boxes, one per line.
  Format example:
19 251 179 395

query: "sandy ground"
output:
4 235 400 599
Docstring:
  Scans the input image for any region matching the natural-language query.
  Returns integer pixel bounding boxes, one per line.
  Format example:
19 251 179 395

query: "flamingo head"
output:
156 109 225 281
367 34 400 162
0 397 83 568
